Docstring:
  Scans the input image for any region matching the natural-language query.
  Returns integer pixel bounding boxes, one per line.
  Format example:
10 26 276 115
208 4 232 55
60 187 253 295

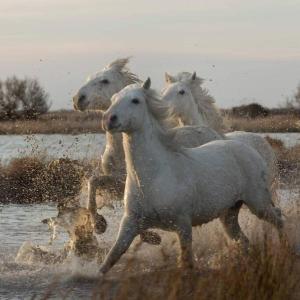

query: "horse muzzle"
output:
102 113 121 132
73 94 88 111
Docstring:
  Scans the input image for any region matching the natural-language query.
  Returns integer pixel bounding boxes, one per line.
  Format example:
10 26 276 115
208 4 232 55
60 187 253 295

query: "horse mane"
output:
143 88 183 152
88 57 141 85
175 72 224 132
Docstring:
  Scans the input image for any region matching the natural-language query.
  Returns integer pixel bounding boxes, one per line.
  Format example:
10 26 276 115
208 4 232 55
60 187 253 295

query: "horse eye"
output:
179 90 185 95
131 98 140 104
101 79 109 84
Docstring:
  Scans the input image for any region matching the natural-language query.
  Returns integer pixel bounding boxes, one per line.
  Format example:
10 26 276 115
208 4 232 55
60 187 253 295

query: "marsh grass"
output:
0 110 299 134
0 110 103 134
87 236 299 300
227 114 300 133
29 230 299 300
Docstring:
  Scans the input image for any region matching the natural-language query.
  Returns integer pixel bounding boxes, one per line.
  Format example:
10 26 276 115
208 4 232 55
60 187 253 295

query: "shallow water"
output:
0 133 106 164
0 133 300 298
0 203 103 299
0 189 299 299
0 132 299 164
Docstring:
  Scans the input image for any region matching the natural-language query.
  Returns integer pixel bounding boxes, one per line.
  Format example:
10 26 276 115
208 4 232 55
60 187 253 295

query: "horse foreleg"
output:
99 215 138 275
87 175 100 215
88 175 113 234
176 220 193 269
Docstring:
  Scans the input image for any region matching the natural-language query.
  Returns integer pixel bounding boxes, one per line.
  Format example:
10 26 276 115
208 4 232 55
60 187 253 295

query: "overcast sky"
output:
0 0 299 109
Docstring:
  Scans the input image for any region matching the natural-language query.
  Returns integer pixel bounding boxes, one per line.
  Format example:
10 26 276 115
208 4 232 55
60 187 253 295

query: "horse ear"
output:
142 77 151 90
165 72 176 83
191 72 197 81
107 57 130 71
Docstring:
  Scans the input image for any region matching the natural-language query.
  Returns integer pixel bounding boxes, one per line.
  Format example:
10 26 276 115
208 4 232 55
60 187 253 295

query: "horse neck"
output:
122 116 171 182
179 98 207 126
192 87 224 132
105 131 124 158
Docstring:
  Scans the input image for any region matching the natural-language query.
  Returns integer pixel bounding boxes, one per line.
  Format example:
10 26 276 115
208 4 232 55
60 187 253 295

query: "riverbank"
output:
0 111 103 135
0 110 299 134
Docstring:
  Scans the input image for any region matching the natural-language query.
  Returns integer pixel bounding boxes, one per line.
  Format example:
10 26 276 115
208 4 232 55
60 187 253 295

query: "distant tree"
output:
0 77 26 119
21 78 50 119
0 76 50 119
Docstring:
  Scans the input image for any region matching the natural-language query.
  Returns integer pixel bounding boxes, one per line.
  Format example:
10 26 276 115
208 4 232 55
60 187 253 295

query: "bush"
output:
231 103 269 119
0 76 50 120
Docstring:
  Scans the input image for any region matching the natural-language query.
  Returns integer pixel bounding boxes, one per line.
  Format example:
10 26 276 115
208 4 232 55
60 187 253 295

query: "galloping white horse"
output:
99 79 284 274
162 72 277 184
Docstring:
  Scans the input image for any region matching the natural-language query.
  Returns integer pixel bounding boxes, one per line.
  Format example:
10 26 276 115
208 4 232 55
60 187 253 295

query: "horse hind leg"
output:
220 200 250 250
247 198 288 245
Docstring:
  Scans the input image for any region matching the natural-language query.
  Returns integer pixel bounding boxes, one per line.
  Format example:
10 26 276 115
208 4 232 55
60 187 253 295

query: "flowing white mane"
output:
87 57 141 85
144 88 183 152
174 72 225 132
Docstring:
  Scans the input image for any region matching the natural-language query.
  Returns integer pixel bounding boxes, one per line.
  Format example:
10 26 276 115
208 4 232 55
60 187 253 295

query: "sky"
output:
0 0 299 109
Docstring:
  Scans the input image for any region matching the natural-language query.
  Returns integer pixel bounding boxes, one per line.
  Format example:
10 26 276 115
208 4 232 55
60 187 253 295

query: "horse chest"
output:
124 175 188 226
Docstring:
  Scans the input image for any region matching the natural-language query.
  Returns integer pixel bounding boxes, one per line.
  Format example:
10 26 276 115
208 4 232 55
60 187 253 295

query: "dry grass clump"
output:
93 238 299 300
0 157 84 203
265 136 300 185
0 110 299 135
0 110 103 134
227 114 300 133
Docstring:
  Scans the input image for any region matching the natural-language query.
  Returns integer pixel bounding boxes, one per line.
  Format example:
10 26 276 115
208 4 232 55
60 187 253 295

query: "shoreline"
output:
0 111 299 135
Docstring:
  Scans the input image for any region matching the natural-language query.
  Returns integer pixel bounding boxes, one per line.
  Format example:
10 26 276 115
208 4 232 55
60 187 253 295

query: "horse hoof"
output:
95 214 107 234
140 231 162 245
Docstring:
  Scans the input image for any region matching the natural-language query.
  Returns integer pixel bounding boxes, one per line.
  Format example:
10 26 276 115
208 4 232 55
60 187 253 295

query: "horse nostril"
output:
78 94 86 104
110 115 118 123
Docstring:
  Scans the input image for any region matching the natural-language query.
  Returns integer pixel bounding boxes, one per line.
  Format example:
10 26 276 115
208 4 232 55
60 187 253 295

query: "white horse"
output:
98 79 284 274
164 71 225 131
73 57 140 179
162 71 277 184
73 58 163 245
